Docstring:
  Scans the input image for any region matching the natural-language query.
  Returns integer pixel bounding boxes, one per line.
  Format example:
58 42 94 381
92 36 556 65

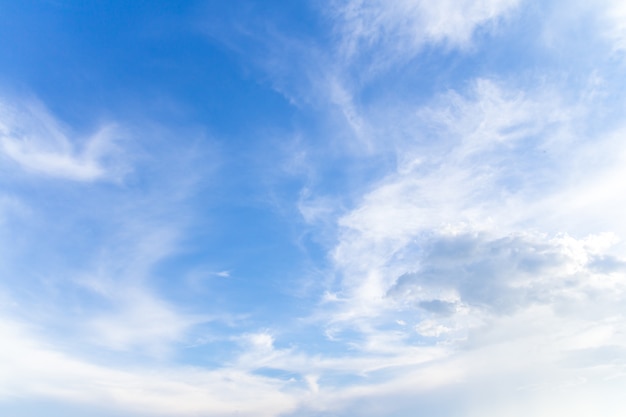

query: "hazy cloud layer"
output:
1 0 626 416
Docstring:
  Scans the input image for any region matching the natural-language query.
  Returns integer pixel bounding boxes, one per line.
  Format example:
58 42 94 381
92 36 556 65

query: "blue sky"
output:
1 1 626 416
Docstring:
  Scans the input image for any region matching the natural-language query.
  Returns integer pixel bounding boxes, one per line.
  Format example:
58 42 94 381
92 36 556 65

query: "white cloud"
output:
333 0 520 66
387 230 626 319
564 0 626 54
606 1 626 52
87 289 201 357
297 188 337 224
69 224 205 357
0 118 216 359
201 0 522 157
3 2 626 416
0 97 126 181
0 315 299 417
294 75 626 414
331 80 573 304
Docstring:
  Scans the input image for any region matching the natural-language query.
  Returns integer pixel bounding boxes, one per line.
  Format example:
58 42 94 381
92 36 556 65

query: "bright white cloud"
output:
333 0 520 65
333 80 571 300
304 75 626 414
2 1 626 416
607 2 626 52
0 98 125 181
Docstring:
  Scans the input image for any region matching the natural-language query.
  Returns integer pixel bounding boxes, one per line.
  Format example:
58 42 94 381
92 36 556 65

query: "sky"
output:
1 0 626 416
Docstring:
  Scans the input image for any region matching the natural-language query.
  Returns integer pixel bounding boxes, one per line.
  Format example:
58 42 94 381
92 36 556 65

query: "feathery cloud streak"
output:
0 98 125 181
1 0 626 416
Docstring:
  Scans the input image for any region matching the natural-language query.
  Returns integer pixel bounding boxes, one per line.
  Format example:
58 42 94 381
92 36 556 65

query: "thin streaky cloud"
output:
333 0 520 60
0 98 126 182
0 1 625 416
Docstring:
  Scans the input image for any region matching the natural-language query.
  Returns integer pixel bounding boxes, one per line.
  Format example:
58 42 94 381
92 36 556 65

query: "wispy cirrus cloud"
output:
333 0 521 63
200 0 521 156
606 1 626 52
194 8 626 415
2 1 626 416
294 74 626 414
0 97 126 182
0 315 299 417
0 93 217 359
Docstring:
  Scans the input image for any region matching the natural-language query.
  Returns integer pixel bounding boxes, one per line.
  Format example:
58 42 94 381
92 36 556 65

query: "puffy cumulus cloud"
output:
388 230 626 332
331 80 573 302
300 75 626 414
0 97 126 182
286 229 626 416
